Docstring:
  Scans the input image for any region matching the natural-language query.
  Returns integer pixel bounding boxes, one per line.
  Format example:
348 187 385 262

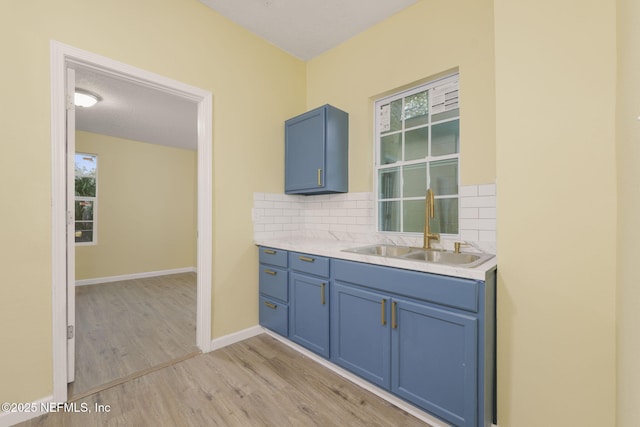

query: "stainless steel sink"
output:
403 250 493 267
342 244 494 268
343 244 416 257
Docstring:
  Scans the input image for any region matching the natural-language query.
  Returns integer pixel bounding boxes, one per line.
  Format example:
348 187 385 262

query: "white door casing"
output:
50 40 213 403
66 67 76 383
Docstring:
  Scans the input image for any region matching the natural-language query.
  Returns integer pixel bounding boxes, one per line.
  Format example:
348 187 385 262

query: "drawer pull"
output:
381 299 387 326
299 255 315 263
264 269 277 276
321 283 326 305
263 249 277 255
391 301 398 329
263 301 277 309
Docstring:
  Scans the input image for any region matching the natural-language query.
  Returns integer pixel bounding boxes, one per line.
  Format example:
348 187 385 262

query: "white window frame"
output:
374 74 460 237
75 152 98 246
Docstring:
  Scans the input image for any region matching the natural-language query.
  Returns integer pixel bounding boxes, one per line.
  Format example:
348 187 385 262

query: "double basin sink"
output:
342 244 494 268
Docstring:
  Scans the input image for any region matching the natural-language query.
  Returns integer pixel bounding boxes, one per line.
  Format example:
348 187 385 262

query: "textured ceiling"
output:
199 0 418 60
72 63 198 150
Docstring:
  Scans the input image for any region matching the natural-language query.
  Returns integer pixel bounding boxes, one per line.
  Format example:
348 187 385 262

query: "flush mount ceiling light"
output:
74 89 101 107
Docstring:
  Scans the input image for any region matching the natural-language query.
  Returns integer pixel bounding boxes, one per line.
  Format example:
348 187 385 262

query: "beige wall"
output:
0 0 305 404
617 0 640 425
75 131 196 280
494 1 617 426
306 0 496 190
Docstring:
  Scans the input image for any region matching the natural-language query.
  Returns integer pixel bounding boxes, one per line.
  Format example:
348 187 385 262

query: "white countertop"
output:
254 237 497 281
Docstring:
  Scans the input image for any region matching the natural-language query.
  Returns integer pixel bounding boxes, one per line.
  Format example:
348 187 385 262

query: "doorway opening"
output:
50 41 213 403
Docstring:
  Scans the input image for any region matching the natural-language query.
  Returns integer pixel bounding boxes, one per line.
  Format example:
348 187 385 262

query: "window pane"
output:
75 200 94 221
381 99 403 135
432 198 459 234
404 91 429 128
432 108 459 123
405 127 428 161
403 164 426 198
403 199 426 233
75 154 97 197
429 159 458 196
379 167 400 199
379 201 401 232
431 120 459 157
75 222 94 243
380 133 401 165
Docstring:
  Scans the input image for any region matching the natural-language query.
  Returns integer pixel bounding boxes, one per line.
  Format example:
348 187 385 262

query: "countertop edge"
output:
254 238 496 282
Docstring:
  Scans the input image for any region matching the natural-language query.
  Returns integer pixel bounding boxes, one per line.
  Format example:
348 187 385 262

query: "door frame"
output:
50 40 213 403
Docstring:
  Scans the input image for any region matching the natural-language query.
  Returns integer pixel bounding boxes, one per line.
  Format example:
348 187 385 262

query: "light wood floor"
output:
69 273 197 397
20 334 431 427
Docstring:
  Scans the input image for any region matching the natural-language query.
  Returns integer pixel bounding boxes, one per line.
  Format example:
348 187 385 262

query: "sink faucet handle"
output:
454 241 469 254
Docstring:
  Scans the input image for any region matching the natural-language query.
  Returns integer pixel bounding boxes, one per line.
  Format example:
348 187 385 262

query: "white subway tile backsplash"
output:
478 184 496 196
460 196 496 208
479 230 497 242
460 208 479 219
252 188 497 252
479 208 496 219
460 229 480 241
459 185 478 197
460 218 496 231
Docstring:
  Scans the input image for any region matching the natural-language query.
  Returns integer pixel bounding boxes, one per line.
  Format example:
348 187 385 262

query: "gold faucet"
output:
423 188 440 249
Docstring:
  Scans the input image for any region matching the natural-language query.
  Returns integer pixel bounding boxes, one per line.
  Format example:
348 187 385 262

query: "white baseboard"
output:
210 325 263 351
75 267 196 286
0 395 53 427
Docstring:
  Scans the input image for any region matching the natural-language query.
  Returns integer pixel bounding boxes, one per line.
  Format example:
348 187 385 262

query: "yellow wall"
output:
0 0 630 425
494 1 617 426
75 131 196 280
0 0 305 405
306 0 496 190
617 0 640 425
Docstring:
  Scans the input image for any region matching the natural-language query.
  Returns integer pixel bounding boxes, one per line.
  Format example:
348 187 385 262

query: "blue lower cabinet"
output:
289 273 330 358
391 298 478 427
259 296 288 336
331 282 391 388
258 249 495 427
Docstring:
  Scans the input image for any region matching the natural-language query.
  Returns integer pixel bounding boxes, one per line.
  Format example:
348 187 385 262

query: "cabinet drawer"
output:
259 265 288 302
334 259 479 312
289 252 330 277
259 247 288 268
259 296 288 336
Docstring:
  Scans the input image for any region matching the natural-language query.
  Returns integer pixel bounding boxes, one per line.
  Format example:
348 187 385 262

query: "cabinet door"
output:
289 273 329 357
285 107 325 192
391 298 478 427
331 282 391 389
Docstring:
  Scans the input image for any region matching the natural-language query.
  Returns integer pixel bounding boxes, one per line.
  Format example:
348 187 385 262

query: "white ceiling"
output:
72 64 198 150
74 0 418 148
200 0 418 60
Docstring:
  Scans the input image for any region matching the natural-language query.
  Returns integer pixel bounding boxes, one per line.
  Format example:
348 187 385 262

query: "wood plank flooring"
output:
20 334 431 427
69 273 197 397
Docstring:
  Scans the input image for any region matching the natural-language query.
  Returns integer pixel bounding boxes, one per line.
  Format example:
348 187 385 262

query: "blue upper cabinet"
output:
285 104 348 195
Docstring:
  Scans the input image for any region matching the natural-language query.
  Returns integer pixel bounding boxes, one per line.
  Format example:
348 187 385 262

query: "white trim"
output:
210 325 264 351
50 40 213 404
75 267 197 286
262 328 452 427
0 395 53 427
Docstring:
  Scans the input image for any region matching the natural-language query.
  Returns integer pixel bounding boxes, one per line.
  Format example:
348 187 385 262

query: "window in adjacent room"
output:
374 74 460 235
75 153 98 245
